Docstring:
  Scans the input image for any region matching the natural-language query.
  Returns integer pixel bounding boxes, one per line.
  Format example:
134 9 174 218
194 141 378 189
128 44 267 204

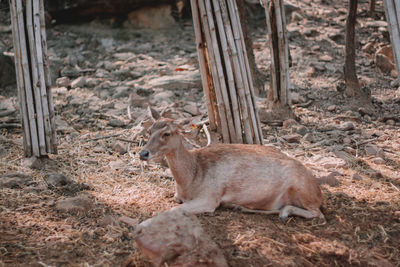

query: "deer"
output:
139 117 325 222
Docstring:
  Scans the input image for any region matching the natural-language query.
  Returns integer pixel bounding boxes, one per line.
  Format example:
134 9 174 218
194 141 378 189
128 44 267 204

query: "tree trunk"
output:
9 0 57 157
383 0 400 83
344 0 362 97
262 0 294 121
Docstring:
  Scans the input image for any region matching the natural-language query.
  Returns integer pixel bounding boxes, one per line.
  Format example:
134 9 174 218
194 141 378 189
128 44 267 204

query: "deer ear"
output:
147 106 160 122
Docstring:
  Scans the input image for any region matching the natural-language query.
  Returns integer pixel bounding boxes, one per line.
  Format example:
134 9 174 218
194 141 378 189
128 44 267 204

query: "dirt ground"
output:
1 0 400 266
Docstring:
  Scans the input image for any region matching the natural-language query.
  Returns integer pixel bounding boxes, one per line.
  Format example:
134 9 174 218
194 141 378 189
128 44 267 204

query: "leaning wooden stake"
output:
383 0 400 82
190 0 263 144
10 0 57 157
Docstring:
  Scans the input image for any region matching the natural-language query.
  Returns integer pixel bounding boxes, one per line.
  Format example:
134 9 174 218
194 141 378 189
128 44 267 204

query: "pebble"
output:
327 105 336 112
71 76 86 88
352 173 363 181
112 141 128 155
45 173 73 187
56 77 71 88
282 134 302 143
55 196 93 214
108 118 125 127
341 122 355 131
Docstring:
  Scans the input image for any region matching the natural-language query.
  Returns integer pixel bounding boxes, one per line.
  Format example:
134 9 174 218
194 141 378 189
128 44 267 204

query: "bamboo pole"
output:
15 0 40 156
227 0 261 144
33 0 53 152
383 0 400 82
212 0 243 143
264 0 278 101
39 0 57 153
26 0 47 155
229 0 263 144
198 0 231 142
204 0 237 142
10 0 31 155
190 0 217 131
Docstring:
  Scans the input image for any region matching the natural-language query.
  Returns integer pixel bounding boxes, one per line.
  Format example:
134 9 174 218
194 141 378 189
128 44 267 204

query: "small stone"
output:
318 172 341 187
282 134 301 143
55 196 93 214
71 76 86 89
292 125 308 136
109 160 125 170
352 173 363 181
119 215 139 227
0 173 32 189
386 119 395 126
112 141 128 155
303 133 314 142
371 157 385 164
45 173 73 187
109 118 125 127
282 119 298 129
358 107 370 116
319 55 333 62
390 79 399 88
327 105 336 112
22 156 43 169
343 137 352 144
56 77 71 88
311 155 347 169
291 92 301 104
183 103 200 116
100 215 121 227
306 66 315 77
364 144 381 156
341 122 355 131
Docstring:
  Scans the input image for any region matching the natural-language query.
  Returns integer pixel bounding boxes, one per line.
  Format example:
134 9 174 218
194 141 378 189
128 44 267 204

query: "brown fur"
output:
140 119 325 222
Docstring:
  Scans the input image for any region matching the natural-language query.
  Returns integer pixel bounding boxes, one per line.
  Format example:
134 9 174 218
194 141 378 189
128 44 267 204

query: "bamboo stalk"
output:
383 0 400 81
278 0 291 104
26 0 47 155
198 0 231 142
190 0 217 131
274 0 288 105
39 0 57 153
212 0 243 143
33 0 52 152
229 0 263 144
10 0 31 155
226 0 260 144
15 0 40 156
204 0 236 143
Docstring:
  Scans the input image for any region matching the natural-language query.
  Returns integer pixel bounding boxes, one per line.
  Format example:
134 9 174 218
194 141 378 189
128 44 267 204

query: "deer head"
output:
139 119 183 161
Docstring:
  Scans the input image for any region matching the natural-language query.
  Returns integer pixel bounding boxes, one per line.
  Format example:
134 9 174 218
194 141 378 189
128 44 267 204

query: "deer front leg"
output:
171 197 220 214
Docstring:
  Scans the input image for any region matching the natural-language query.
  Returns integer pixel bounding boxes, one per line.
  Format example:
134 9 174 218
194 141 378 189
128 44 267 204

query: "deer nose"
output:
139 150 150 160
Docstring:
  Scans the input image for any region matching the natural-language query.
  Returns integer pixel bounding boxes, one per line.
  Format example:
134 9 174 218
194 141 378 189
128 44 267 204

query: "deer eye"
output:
162 132 171 138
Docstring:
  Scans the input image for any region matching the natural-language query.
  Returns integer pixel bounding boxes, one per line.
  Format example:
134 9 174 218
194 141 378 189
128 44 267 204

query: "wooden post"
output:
262 0 294 121
9 0 57 157
383 0 400 82
190 0 263 144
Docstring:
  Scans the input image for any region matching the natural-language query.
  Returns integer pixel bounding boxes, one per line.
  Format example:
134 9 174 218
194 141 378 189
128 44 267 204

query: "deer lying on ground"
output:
139 118 325 222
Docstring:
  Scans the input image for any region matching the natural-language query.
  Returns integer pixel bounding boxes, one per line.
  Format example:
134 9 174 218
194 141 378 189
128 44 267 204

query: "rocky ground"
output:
1 0 400 266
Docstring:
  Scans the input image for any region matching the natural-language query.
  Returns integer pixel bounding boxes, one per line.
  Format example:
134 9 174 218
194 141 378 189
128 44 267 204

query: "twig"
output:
81 133 122 142
202 124 211 146
116 137 139 144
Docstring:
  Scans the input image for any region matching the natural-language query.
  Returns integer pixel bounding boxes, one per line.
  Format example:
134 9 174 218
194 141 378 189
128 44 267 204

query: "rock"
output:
310 155 347 169
371 157 385 164
112 141 127 155
125 5 177 30
375 45 395 73
292 125 308 136
352 173 363 181
386 119 395 126
113 86 131 98
303 133 314 142
328 31 343 43
319 55 333 62
109 160 125 170
290 92 301 104
282 134 301 143
282 119 298 129
22 156 43 169
71 76 86 88
152 91 174 104
364 144 382 156
343 137 352 144
118 215 139 227
358 107 370 116
100 215 120 227
55 116 76 133
0 173 32 189
0 146 7 158
341 122 355 131
56 76 71 88
148 71 201 90
134 210 228 267
318 172 341 187
55 196 93 214
108 118 125 127
327 105 336 112
45 173 73 187
183 103 200 116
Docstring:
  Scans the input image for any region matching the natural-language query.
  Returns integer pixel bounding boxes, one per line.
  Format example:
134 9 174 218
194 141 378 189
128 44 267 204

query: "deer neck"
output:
165 138 196 190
